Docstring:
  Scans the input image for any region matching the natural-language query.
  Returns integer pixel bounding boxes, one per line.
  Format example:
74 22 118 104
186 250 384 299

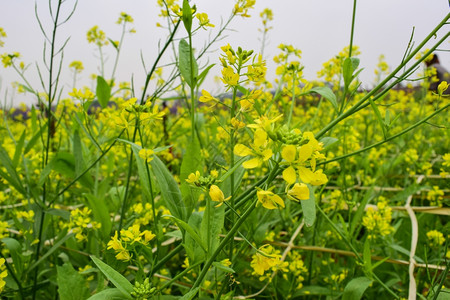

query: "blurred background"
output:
1 0 449 106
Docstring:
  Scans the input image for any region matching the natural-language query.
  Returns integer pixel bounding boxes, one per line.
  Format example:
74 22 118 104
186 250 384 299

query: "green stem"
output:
348 0 357 58
33 1 63 298
287 72 297 128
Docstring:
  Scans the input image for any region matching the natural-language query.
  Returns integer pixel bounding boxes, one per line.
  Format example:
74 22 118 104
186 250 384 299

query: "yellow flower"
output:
234 129 272 169
186 170 200 183
221 66 240 87
117 12 134 24
287 183 310 201
107 231 125 251
209 185 231 207
199 89 218 106
298 167 328 186
196 12 214 28
257 189 285 210
427 230 445 247
250 245 281 276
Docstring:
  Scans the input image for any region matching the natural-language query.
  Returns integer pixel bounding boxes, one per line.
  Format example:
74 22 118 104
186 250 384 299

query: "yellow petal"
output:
254 128 267 148
298 166 313 184
234 144 253 156
282 145 297 162
310 169 328 186
262 149 273 161
243 157 261 169
287 183 310 201
282 166 297 184
298 144 313 163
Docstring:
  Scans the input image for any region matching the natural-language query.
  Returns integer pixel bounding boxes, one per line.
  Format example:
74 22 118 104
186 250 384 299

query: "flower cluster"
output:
67 207 101 242
250 244 287 278
107 225 156 261
362 197 394 240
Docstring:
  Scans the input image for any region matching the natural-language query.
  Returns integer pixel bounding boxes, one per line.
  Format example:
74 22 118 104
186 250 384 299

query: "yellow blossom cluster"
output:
362 197 394 240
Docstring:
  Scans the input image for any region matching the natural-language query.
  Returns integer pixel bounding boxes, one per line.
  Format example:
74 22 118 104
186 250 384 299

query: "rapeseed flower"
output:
426 230 445 247
286 183 310 201
234 128 272 169
256 189 285 210
209 185 231 207
221 66 240 87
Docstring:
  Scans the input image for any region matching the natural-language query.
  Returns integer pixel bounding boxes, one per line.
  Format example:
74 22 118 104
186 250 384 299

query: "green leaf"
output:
180 137 202 218
197 64 215 86
343 57 360 88
182 0 193 33
200 198 225 256
12 130 26 168
130 144 153 203
0 144 26 195
319 137 339 150
24 123 46 155
301 185 316 226
1 238 23 276
212 261 235 273
178 39 198 89
87 288 126 300
342 277 372 300
38 152 93 189
57 263 90 300
150 155 185 221
164 215 207 252
179 287 200 300
363 238 372 276
73 129 84 176
85 194 112 240
96 76 111 109
90 256 133 299
308 87 338 111
368 97 387 139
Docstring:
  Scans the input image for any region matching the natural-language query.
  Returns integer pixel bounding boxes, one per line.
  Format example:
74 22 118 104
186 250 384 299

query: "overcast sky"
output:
1 0 449 106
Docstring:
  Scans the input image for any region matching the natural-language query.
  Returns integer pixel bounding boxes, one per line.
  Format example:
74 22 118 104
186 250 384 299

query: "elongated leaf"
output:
182 0 193 33
343 57 360 89
184 212 205 264
319 137 339 150
96 76 111 109
13 130 26 168
90 256 133 299
0 144 26 195
87 288 126 300
200 198 225 256
24 123 47 154
73 129 84 176
308 87 338 111
301 185 316 226
369 97 387 139
197 64 215 86
85 194 112 240
179 287 199 300
1 238 23 276
165 215 207 252
150 155 185 221
57 263 90 300
342 277 372 300
130 144 153 202
179 39 198 88
363 238 372 276
212 261 235 273
180 137 202 218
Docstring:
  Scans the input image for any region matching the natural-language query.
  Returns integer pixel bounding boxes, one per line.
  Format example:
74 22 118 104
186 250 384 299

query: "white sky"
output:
1 0 449 106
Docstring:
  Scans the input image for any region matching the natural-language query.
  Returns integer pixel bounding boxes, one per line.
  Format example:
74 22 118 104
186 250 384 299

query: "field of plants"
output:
0 0 449 299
